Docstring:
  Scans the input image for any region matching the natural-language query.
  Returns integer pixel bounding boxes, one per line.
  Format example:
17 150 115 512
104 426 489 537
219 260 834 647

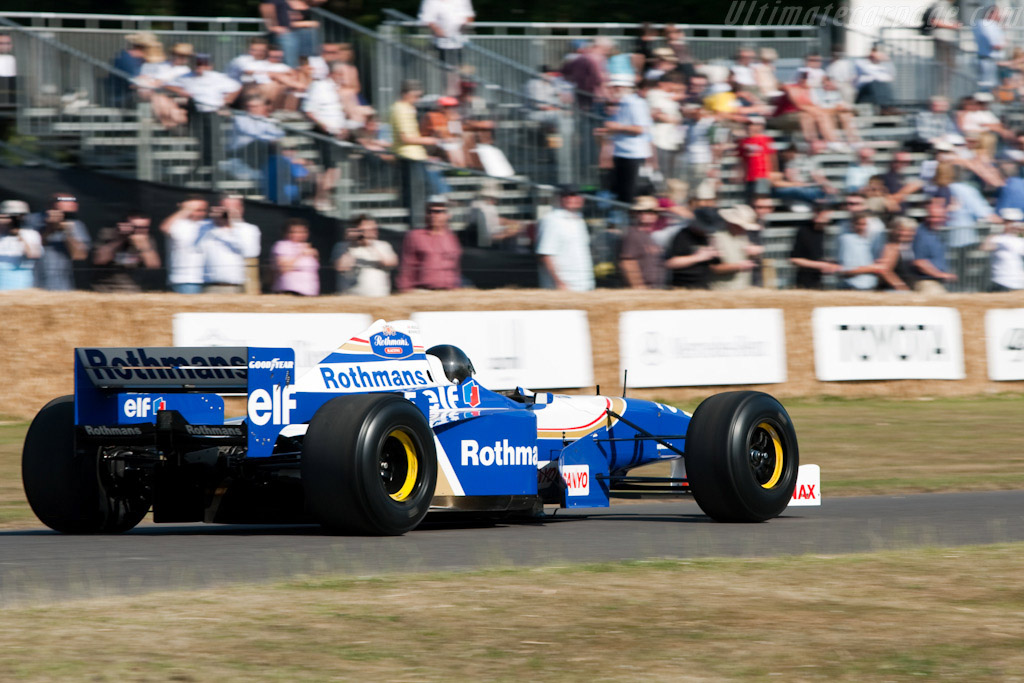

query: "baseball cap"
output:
609 75 635 88
557 183 581 197
438 96 459 107
719 204 761 231
426 194 448 206
973 91 994 103
0 200 29 215
999 207 1024 222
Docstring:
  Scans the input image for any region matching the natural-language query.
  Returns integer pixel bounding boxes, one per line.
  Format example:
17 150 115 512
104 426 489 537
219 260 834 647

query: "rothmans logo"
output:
185 425 243 437
84 425 142 437
370 328 414 359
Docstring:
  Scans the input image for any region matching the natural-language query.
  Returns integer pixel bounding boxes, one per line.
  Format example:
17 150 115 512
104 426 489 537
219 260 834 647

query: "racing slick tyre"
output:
685 391 798 523
302 394 437 535
22 396 150 533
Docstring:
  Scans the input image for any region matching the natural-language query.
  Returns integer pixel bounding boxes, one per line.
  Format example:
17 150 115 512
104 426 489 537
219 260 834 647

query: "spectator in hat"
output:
28 193 90 291
391 79 437 230
597 74 652 204
397 195 462 292
619 196 665 289
464 182 520 249
790 203 841 289
752 47 782 100
536 184 594 291
709 204 763 290
0 199 41 290
644 47 678 83
983 207 1024 291
110 32 156 105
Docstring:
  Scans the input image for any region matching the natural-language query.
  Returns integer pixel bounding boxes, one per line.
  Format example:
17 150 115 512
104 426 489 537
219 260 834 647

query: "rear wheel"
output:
302 394 437 535
685 391 798 522
22 396 150 533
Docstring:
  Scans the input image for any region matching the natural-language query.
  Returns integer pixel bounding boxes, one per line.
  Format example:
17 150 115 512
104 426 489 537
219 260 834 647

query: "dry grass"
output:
1 545 1022 681
4 288 1024 419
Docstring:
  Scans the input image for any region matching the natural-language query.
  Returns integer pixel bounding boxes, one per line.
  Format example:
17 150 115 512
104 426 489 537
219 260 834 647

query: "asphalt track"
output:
2 490 1023 606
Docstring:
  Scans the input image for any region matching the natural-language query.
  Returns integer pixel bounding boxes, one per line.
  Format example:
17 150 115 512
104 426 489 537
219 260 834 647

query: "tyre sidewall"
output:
353 399 437 535
721 393 799 521
22 396 104 533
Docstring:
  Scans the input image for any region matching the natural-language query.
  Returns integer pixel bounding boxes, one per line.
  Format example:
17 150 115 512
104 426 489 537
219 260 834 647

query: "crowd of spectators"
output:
6 9 1024 295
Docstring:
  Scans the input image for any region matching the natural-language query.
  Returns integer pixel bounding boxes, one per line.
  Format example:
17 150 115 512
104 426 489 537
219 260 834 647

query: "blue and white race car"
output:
22 320 818 535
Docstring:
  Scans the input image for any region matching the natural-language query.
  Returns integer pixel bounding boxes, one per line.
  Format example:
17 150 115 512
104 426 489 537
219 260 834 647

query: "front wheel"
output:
22 396 150 533
685 391 799 522
302 394 437 535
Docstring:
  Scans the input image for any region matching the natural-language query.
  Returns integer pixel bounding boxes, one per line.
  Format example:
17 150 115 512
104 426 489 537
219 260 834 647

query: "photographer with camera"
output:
24 193 90 291
0 200 42 291
333 214 397 297
91 212 161 293
197 198 262 294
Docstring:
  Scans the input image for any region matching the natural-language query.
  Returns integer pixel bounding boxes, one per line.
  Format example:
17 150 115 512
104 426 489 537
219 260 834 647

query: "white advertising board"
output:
411 310 593 390
173 313 373 378
985 309 1024 381
812 307 964 381
618 309 787 388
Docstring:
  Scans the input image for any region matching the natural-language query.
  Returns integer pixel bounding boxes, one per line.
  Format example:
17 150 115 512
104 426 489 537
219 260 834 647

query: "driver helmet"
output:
426 344 476 384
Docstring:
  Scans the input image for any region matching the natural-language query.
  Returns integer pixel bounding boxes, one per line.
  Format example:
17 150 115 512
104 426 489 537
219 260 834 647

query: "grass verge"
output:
1 544 1022 680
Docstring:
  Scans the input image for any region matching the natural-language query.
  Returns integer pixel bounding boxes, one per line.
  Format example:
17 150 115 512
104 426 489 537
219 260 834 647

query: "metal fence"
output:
0 11 266 75
387 18 825 71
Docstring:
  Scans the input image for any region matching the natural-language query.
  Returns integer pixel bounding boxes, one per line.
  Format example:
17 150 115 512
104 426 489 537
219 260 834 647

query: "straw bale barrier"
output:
2 289 1023 419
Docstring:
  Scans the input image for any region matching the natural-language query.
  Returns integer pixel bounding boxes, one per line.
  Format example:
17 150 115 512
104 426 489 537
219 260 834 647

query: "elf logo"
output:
247 385 297 426
462 381 480 408
123 396 166 418
562 464 590 496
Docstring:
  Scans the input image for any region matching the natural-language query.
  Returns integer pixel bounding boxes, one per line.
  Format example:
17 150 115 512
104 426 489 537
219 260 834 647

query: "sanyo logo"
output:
248 358 295 370
460 439 538 467
247 385 297 426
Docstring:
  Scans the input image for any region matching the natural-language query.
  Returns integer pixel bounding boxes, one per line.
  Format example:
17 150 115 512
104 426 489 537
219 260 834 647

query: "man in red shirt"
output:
735 117 776 205
396 195 463 292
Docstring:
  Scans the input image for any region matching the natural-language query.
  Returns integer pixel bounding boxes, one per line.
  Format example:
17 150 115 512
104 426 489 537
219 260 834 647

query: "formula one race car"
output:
22 320 818 535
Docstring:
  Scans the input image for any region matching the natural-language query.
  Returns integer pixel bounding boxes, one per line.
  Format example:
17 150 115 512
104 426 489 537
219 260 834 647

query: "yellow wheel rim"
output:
756 422 784 489
385 429 419 502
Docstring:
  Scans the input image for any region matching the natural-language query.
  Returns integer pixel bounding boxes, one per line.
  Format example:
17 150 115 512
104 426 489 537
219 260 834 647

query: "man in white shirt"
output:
984 207 1024 291
170 54 242 169
197 198 262 293
536 184 594 291
0 33 16 114
227 38 271 85
0 200 41 291
729 48 758 89
973 5 1004 90
159 197 209 294
419 0 474 92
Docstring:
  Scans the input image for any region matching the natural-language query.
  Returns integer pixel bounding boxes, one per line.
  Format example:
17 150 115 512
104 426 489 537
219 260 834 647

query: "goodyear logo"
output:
248 358 295 370
460 439 538 467
370 329 413 359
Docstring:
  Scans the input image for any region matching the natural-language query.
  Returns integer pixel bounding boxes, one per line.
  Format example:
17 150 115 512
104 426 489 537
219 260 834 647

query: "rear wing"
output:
74 347 298 458
76 347 251 392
